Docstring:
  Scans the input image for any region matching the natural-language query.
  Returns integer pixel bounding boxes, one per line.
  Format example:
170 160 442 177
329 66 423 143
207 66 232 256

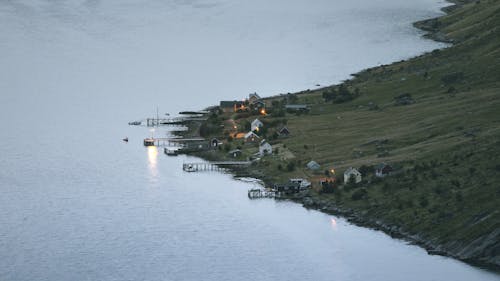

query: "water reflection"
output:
331 218 338 231
147 146 158 182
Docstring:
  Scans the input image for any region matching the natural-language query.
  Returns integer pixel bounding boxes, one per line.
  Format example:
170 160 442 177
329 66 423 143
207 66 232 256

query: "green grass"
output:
196 0 500 269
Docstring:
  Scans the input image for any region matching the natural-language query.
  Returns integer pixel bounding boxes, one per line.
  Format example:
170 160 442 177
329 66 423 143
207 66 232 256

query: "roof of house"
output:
344 167 361 176
228 149 242 154
306 160 321 170
285 104 309 109
220 101 243 107
249 93 261 100
244 131 260 139
252 118 263 126
279 126 290 134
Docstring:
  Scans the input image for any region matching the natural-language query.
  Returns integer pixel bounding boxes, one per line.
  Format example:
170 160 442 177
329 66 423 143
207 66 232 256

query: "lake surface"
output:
0 0 498 280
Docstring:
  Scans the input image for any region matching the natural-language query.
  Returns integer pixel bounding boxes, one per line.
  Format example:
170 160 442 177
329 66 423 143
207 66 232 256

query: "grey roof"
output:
285 104 308 109
220 101 243 107
306 160 321 170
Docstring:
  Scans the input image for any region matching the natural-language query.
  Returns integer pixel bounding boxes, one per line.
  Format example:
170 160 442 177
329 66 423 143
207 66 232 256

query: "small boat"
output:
164 148 178 156
184 164 197 172
128 121 141 125
122 137 129 142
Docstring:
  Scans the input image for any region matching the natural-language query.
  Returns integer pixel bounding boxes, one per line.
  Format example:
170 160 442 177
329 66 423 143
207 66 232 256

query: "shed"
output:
228 149 242 158
259 140 273 156
306 160 321 171
375 163 393 177
344 167 362 184
211 138 221 148
278 126 290 137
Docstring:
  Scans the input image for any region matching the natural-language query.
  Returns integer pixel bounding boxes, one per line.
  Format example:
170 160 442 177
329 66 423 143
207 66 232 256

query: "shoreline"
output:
180 0 499 272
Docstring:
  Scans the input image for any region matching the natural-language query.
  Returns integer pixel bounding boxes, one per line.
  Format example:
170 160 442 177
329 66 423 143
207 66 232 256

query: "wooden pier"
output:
182 161 251 172
144 137 206 147
247 189 280 199
146 117 207 127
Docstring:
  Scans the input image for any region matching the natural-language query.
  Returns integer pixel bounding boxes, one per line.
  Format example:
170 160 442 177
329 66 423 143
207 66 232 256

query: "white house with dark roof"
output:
259 140 273 156
251 118 264 132
344 167 362 184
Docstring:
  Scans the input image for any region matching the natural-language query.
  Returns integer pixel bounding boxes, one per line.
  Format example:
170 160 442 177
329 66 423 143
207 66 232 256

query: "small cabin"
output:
259 140 273 156
244 131 260 143
228 149 242 158
251 118 264 132
375 163 393 177
306 160 321 171
344 167 362 184
278 126 290 137
211 138 221 148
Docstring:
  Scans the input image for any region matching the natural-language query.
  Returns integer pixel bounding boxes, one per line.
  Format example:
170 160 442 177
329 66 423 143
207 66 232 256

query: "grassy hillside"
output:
195 0 500 269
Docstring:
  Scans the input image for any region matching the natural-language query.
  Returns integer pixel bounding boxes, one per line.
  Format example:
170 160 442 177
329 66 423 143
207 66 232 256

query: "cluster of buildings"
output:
217 92 395 194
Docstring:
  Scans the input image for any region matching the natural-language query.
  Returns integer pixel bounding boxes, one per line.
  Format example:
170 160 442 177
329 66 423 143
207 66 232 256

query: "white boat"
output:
184 164 197 172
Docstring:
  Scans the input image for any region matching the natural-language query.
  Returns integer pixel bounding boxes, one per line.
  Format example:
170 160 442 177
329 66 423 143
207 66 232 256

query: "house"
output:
259 140 273 156
274 179 311 193
285 104 309 113
278 126 290 137
248 92 261 104
251 118 264 132
306 160 321 171
251 100 266 110
344 167 362 184
375 163 393 177
274 182 301 193
220 101 246 113
289 178 311 189
210 138 221 148
228 149 242 158
244 131 260 143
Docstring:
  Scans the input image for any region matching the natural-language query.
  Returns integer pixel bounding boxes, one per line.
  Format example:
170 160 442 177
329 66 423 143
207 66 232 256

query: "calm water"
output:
0 0 498 280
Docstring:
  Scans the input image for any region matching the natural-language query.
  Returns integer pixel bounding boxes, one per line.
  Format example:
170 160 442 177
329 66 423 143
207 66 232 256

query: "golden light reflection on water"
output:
147 146 158 181
330 218 338 231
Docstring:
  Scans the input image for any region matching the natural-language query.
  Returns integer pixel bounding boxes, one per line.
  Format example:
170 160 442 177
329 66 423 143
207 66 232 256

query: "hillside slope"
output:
196 0 500 270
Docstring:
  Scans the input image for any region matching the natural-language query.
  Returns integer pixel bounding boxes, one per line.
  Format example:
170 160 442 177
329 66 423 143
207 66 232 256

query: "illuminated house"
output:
220 101 246 113
244 131 260 143
251 118 264 131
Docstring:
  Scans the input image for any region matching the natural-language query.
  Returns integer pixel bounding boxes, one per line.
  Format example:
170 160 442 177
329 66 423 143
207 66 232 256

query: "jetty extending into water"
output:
182 161 251 172
247 189 281 199
144 137 206 147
